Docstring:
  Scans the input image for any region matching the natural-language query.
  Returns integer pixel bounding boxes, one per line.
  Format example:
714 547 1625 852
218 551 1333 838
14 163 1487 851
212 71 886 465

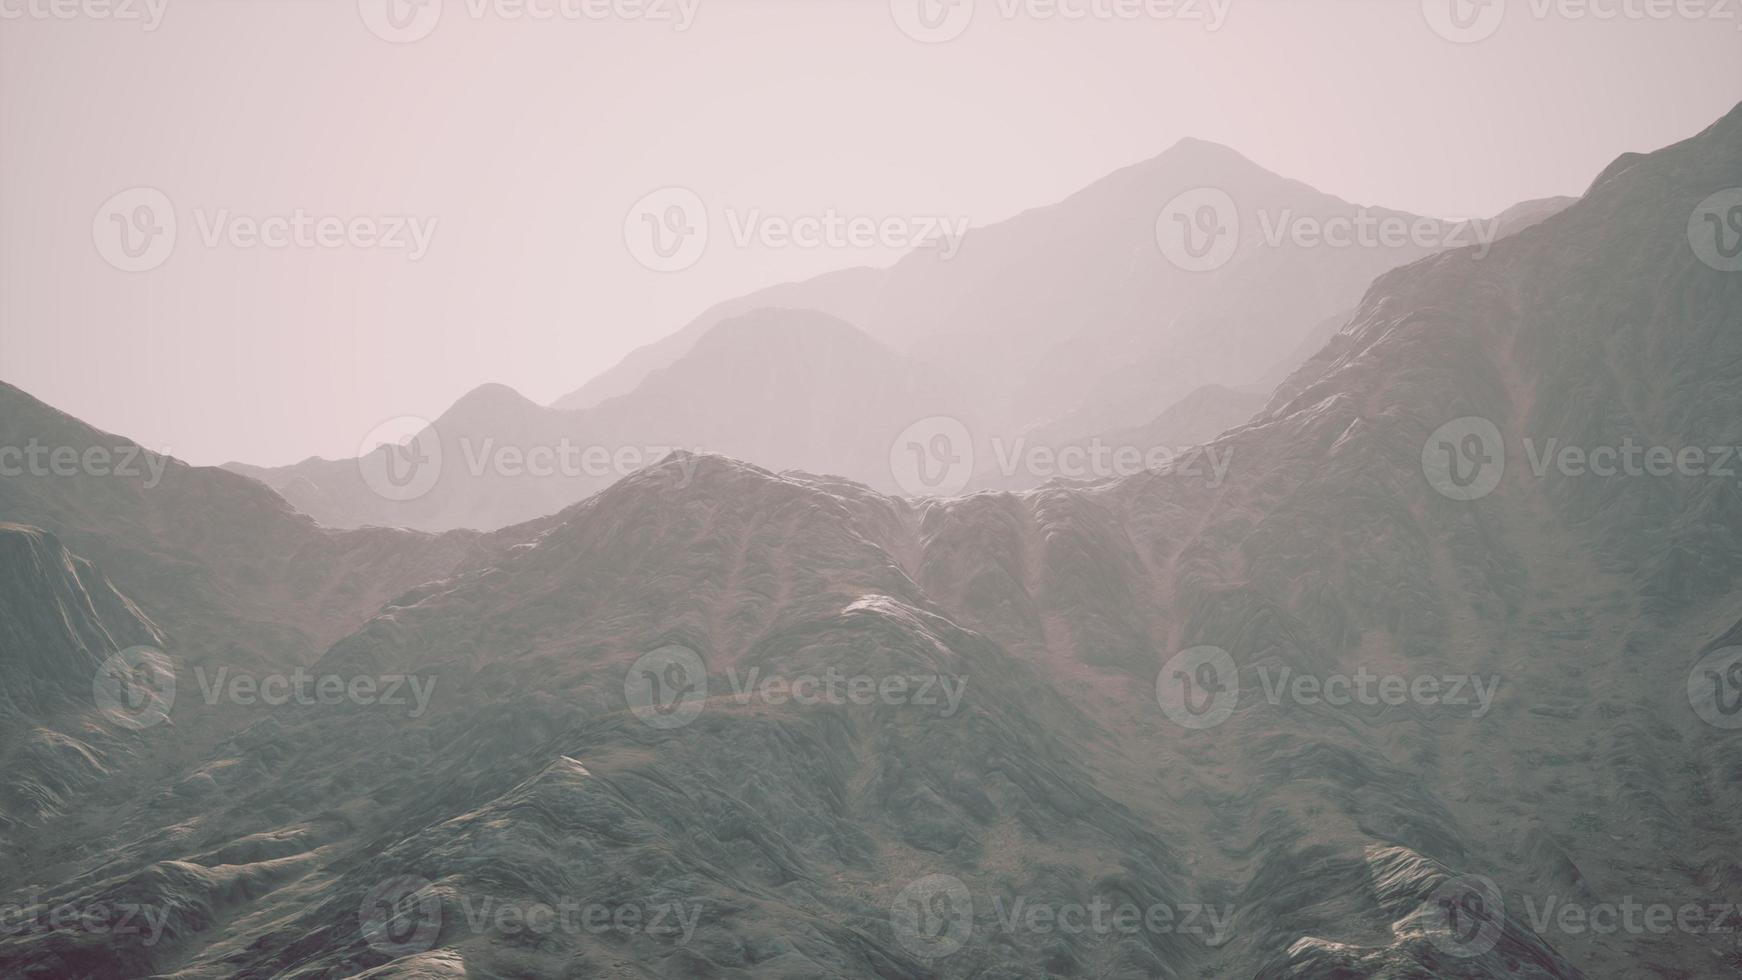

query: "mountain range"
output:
0 101 1737 979
231 141 1571 532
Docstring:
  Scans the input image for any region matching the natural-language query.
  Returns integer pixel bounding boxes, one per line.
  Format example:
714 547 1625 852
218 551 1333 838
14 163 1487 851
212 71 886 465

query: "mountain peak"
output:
1149 134 1269 175
433 382 545 428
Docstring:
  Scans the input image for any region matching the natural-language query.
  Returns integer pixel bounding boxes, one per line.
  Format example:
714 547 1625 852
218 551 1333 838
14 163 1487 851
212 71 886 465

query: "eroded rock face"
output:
0 523 162 698
0 382 499 670
1 106 1737 980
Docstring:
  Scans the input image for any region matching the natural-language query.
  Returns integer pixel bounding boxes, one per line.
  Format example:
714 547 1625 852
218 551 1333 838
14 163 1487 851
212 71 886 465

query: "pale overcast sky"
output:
3 0 1738 465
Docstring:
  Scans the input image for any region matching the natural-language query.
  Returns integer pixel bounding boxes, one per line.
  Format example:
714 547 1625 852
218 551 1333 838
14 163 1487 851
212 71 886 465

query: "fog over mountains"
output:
229 140 1572 533
1 93 1739 980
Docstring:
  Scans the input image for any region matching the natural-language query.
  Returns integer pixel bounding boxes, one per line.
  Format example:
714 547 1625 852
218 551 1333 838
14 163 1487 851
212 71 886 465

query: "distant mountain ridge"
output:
233 141 1572 531
229 309 971 531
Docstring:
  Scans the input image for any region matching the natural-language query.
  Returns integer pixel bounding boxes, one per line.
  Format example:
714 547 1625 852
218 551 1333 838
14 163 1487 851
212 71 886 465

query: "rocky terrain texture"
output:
0 105 1737 979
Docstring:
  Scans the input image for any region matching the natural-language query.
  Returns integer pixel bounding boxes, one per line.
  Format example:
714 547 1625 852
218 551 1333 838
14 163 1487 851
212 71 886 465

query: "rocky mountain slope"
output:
0 382 488 668
0 103 1736 979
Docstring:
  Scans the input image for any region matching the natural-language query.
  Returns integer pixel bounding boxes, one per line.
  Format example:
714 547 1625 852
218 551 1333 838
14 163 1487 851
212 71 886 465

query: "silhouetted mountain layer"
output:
232 309 968 531
560 147 1566 467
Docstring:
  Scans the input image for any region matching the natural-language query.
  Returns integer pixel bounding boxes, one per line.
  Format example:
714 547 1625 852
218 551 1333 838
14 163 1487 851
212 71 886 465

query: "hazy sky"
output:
2 0 1738 465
